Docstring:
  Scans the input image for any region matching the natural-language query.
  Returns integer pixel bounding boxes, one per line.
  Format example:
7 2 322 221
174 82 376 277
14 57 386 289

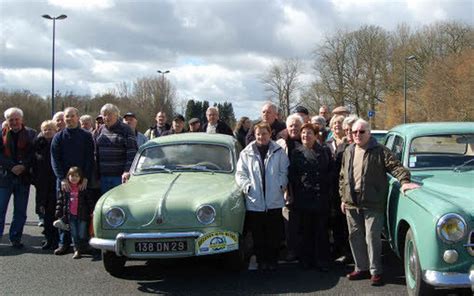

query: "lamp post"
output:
157 70 170 79
403 55 416 124
42 14 67 117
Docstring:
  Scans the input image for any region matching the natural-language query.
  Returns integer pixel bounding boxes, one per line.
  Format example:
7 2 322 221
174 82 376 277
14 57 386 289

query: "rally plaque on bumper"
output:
196 231 239 255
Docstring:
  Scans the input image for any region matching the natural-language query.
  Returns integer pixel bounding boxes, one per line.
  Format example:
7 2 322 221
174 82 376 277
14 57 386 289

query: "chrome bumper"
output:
89 232 202 258
423 269 473 289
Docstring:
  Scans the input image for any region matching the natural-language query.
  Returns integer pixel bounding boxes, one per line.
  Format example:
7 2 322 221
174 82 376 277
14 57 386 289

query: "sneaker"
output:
10 241 24 249
346 270 370 280
248 255 258 271
53 219 70 231
54 245 70 255
371 274 384 286
41 241 52 250
72 251 82 259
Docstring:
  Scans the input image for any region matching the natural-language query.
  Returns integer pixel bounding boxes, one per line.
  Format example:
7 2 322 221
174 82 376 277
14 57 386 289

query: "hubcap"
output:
405 239 417 288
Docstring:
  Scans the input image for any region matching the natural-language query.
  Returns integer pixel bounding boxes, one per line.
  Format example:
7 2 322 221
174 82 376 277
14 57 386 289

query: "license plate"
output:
134 241 187 253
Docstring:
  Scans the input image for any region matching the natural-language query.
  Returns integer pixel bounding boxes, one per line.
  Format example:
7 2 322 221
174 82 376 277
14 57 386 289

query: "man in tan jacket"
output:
339 119 419 286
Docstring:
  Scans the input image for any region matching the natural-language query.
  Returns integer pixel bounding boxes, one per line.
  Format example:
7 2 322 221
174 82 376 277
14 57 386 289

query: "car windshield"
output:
408 134 474 169
372 132 387 144
134 143 233 174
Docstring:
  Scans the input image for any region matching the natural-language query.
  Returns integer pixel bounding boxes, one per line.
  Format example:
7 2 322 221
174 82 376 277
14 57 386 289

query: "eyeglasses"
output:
351 130 366 135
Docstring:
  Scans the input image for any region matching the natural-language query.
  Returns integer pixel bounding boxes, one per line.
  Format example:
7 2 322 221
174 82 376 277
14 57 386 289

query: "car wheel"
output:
103 251 126 276
404 229 433 296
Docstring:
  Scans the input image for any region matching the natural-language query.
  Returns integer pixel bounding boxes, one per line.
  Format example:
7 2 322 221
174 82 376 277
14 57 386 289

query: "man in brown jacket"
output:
339 119 419 286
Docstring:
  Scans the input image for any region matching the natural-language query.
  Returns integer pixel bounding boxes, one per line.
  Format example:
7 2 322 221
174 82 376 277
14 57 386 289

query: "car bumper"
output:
423 269 474 289
89 230 239 259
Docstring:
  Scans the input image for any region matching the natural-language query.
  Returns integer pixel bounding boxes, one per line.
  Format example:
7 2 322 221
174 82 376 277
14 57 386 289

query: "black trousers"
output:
297 210 330 267
331 208 351 257
246 209 283 264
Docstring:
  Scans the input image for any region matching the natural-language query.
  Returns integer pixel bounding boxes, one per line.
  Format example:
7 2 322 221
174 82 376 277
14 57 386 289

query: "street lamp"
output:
157 70 170 79
42 14 67 117
403 55 416 124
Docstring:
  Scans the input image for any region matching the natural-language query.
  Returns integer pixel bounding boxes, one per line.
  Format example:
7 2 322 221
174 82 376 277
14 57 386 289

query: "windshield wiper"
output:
453 159 474 172
140 165 173 174
175 165 215 174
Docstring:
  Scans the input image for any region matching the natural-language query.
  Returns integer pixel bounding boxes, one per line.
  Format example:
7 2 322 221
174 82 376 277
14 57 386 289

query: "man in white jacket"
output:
236 122 289 271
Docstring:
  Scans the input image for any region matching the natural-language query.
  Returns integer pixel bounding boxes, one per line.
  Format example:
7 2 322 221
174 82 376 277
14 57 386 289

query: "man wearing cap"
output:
332 106 350 117
188 118 201 132
162 115 186 136
201 107 233 136
145 111 171 139
123 112 147 147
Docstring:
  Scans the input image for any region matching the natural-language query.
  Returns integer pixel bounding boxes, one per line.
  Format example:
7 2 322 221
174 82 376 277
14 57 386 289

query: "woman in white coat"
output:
236 123 289 271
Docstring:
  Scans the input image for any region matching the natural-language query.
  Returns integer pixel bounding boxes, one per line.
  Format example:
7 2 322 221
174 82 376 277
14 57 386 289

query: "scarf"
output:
2 125 30 162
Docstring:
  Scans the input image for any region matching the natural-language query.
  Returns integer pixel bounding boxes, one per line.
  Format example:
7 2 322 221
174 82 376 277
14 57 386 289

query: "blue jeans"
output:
0 177 30 243
69 215 88 251
100 176 122 194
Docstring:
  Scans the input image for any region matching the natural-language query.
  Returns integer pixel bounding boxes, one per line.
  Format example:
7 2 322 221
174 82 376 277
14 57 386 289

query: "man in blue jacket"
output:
51 107 95 255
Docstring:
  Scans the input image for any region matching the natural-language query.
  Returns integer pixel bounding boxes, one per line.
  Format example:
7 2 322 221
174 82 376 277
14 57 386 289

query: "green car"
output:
383 122 474 295
90 133 246 275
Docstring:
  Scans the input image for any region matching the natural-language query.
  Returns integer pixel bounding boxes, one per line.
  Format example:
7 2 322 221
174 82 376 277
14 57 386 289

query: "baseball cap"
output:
123 112 136 119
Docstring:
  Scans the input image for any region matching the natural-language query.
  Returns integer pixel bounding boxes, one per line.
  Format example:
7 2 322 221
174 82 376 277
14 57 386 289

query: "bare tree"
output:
261 58 301 118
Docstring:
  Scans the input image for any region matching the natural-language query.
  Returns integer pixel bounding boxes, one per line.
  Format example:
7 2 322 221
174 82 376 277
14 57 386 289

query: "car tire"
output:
103 251 126 276
404 229 433 296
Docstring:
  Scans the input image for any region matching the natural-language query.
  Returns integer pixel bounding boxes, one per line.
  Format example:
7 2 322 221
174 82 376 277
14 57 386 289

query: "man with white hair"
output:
0 107 37 248
79 114 94 133
201 107 233 135
245 102 286 145
52 111 66 131
95 103 137 194
339 119 419 286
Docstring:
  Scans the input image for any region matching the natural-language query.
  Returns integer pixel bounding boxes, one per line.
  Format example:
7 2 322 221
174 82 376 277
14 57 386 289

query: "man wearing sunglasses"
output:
339 119 419 287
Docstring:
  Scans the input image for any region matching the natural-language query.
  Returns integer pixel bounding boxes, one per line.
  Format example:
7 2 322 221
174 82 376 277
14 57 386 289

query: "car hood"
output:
409 170 474 219
101 172 238 229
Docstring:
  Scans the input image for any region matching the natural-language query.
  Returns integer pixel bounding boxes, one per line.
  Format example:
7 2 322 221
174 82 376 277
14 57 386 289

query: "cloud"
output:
1 0 472 121
48 0 115 10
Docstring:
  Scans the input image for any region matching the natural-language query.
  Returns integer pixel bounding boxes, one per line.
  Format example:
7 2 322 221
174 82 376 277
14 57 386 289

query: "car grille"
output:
467 231 474 256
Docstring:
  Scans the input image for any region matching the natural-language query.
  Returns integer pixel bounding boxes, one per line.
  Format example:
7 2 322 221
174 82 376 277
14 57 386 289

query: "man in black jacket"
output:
246 102 286 145
201 107 233 136
0 107 37 248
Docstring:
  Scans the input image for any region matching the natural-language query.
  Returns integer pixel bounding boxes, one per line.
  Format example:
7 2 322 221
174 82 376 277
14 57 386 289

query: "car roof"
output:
142 132 237 148
389 122 474 138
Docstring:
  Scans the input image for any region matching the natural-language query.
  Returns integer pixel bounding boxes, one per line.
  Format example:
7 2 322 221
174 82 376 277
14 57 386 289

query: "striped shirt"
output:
95 120 137 176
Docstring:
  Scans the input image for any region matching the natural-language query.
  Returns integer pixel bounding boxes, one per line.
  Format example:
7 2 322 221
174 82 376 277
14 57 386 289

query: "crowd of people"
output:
0 101 419 286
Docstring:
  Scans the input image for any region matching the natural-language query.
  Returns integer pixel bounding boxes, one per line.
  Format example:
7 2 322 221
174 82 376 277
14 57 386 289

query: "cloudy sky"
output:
0 0 472 119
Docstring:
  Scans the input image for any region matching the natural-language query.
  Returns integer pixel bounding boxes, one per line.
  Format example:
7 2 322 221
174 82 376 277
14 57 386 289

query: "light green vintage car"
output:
90 133 246 275
384 122 474 295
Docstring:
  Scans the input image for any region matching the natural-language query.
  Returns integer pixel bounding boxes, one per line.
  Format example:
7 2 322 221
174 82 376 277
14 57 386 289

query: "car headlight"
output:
437 213 466 243
196 205 216 225
105 207 126 228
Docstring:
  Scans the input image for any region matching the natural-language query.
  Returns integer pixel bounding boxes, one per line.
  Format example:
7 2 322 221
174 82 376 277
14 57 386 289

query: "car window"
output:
391 136 404 162
135 143 234 173
408 134 474 169
385 134 395 149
